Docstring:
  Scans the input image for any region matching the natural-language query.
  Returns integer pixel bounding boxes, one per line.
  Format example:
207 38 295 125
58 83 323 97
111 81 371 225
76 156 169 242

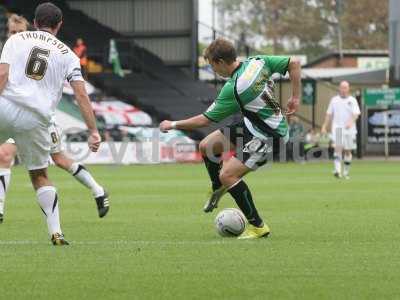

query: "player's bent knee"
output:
199 139 209 156
219 169 238 187
218 172 228 186
54 161 67 170
52 155 63 168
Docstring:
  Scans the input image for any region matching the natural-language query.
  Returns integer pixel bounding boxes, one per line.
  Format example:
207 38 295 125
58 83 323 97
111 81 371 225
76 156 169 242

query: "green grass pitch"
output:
1 161 399 299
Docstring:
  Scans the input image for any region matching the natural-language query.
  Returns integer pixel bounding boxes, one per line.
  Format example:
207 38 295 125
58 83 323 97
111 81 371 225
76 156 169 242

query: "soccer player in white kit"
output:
321 81 361 179
0 13 109 225
0 15 27 224
0 3 101 245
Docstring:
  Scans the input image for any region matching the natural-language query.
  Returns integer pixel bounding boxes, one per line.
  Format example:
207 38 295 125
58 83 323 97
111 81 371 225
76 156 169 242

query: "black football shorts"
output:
220 121 282 170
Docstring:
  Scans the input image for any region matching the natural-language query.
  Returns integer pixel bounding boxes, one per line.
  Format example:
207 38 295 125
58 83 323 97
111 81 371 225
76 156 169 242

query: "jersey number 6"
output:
25 47 50 81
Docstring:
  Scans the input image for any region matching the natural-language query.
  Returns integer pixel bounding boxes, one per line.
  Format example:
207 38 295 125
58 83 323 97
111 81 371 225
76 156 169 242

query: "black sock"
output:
203 155 222 191
228 180 263 227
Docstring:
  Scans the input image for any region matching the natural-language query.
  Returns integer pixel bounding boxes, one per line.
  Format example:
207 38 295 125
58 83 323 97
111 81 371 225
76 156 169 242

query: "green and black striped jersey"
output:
203 55 290 139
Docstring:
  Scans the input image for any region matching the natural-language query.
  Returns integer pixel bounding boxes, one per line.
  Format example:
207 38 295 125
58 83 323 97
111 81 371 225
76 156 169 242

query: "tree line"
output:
216 0 388 60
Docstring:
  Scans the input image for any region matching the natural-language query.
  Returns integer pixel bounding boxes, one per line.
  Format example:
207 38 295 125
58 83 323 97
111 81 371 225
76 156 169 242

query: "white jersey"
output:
0 30 83 121
327 95 361 134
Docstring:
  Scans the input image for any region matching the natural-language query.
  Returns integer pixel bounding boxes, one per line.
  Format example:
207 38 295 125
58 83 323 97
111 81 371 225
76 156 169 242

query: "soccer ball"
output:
215 208 246 237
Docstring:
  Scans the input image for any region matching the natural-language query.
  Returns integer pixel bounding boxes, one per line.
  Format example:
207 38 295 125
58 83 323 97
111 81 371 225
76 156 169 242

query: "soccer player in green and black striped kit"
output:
160 38 301 239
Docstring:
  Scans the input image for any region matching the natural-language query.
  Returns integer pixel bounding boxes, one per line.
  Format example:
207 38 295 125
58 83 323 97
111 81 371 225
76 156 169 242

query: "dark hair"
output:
34 2 63 29
204 38 237 64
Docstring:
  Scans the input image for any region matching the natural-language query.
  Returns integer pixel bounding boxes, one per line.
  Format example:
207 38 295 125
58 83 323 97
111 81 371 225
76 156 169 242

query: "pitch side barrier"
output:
54 126 330 166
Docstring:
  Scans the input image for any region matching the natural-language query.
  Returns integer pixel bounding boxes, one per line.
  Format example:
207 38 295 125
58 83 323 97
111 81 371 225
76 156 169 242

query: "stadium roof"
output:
305 50 389 68
275 68 387 84
331 68 388 84
303 68 374 79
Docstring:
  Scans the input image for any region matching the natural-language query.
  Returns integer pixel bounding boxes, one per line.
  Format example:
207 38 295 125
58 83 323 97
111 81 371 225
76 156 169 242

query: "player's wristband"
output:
171 121 177 129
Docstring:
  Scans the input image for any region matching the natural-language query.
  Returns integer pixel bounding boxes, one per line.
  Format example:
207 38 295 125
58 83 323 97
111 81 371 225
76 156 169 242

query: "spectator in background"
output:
287 116 305 161
2 14 35 53
7 13 29 37
288 116 304 140
303 128 323 160
73 38 88 78
304 128 320 152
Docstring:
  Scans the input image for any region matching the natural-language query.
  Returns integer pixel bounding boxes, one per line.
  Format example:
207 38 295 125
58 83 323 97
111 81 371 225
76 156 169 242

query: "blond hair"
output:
7 14 29 29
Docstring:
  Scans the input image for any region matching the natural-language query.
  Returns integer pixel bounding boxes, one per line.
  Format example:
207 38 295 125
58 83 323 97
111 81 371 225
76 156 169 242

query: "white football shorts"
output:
48 121 64 154
331 127 357 150
0 97 51 170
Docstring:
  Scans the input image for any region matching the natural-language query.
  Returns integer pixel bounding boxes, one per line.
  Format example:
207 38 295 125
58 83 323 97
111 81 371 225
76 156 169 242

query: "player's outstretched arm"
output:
0 63 9 95
70 80 101 152
286 57 301 115
160 114 211 132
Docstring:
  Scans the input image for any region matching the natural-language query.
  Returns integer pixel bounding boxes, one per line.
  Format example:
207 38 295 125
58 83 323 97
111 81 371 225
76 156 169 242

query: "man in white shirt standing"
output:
321 81 361 179
0 2 101 245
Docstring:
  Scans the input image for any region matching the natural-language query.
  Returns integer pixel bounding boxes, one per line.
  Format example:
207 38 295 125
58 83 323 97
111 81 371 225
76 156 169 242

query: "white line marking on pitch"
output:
0 240 244 246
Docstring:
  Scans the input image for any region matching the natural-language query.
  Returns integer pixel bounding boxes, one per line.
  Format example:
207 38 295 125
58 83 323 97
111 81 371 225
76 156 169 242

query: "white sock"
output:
333 152 342 175
68 163 104 197
0 169 11 215
36 186 62 236
343 153 352 176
